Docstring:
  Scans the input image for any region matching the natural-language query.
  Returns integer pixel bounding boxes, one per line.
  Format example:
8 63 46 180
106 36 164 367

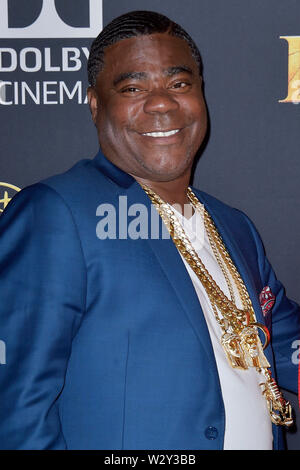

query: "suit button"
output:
205 426 218 440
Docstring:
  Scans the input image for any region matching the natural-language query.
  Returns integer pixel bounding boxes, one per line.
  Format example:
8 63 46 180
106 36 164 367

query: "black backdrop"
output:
1 0 299 449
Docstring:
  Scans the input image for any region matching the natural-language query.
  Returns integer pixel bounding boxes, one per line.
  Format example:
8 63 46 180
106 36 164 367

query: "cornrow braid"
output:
87 10 203 87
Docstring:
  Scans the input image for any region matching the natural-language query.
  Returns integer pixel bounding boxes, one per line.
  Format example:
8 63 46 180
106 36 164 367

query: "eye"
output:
170 81 191 91
120 86 144 95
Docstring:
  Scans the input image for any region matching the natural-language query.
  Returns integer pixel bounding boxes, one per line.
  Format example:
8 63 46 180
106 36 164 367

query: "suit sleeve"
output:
0 183 87 449
241 212 300 394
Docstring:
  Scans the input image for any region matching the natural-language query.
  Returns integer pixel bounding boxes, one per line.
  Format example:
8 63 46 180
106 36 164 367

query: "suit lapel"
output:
124 182 221 371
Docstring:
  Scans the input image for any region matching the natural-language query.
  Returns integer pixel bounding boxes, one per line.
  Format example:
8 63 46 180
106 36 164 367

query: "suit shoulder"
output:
40 157 95 195
38 154 120 206
191 187 258 238
2 181 66 214
192 187 244 218
0 182 78 232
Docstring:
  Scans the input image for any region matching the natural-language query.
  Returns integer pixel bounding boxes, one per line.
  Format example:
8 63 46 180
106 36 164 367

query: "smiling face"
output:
88 33 207 183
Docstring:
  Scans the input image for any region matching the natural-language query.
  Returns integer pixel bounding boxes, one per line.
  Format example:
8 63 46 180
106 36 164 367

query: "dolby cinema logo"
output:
0 0 103 38
0 0 103 106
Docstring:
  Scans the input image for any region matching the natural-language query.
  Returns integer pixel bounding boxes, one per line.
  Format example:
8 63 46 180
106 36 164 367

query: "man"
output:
0 10 299 450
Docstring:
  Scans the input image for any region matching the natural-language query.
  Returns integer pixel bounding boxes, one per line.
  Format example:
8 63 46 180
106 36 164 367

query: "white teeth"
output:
142 129 180 137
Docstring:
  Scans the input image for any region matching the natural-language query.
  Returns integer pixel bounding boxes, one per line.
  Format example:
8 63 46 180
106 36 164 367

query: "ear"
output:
87 86 99 124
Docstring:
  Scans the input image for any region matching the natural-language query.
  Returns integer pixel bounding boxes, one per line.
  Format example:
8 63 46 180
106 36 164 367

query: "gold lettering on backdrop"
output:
279 36 300 103
0 182 21 213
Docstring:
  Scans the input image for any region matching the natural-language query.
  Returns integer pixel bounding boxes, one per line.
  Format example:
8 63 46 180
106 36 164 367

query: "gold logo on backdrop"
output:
0 182 21 213
279 36 300 103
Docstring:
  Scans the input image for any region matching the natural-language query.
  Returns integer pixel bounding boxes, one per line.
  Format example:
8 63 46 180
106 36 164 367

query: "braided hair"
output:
87 10 203 87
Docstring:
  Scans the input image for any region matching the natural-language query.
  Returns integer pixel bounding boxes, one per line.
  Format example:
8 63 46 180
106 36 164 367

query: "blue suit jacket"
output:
0 150 299 449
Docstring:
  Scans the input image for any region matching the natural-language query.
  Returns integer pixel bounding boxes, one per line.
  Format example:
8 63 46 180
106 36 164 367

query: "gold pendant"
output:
221 332 249 369
240 326 271 369
221 325 270 369
260 370 293 426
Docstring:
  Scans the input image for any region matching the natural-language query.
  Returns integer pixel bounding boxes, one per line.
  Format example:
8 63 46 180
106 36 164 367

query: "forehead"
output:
100 33 198 77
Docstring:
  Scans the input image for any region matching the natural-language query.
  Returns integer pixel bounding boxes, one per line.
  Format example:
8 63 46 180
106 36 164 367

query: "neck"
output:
133 171 192 209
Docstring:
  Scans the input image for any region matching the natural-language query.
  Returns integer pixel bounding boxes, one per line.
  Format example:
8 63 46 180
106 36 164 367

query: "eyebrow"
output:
164 65 194 77
113 65 194 87
113 71 147 87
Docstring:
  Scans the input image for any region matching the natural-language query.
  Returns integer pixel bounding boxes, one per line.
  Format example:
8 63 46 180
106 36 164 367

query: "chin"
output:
147 157 192 179
145 165 189 182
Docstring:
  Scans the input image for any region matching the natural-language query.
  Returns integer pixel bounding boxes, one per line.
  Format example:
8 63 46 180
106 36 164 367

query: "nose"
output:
143 89 179 114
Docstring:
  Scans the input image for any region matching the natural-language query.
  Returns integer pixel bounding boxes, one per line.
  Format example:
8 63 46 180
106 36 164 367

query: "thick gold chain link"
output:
187 188 255 321
142 184 253 333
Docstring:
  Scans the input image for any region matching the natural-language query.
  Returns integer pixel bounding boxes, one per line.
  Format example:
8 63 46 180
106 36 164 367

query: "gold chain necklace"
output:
141 183 293 427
